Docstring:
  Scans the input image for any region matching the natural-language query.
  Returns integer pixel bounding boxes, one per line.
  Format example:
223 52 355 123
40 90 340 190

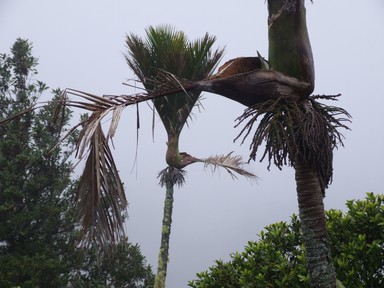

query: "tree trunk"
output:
295 157 336 287
267 0 336 287
154 169 175 288
268 0 315 90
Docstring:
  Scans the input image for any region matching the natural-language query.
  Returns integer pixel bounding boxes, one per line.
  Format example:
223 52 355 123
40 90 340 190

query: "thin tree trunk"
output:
295 157 336 287
154 169 175 288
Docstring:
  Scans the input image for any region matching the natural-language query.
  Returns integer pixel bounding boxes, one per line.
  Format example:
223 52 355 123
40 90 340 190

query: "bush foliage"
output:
189 193 384 288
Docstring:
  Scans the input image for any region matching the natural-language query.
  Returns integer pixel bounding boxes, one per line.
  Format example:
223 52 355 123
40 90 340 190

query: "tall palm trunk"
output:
268 0 336 287
154 170 175 288
295 157 336 287
155 136 180 288
125 27 224 287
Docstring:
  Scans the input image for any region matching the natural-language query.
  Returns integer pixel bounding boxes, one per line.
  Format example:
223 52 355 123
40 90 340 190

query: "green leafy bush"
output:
189 193 384 288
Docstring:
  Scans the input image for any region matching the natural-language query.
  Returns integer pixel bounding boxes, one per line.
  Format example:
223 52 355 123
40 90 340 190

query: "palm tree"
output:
124 25 257 288
0 26 256 288
1 2 350 287
124 25 223 169
238 1 350 286
124 26 223 287
118 1 350 287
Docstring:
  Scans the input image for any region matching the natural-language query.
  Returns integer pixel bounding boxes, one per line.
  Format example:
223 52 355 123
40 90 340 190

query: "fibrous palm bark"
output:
295 158 336 287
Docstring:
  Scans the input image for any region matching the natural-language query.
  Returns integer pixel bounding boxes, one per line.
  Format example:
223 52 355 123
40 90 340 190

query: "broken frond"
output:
76 123 127 249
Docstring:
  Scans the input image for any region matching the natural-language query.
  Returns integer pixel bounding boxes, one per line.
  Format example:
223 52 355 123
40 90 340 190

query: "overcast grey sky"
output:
1 0 383 287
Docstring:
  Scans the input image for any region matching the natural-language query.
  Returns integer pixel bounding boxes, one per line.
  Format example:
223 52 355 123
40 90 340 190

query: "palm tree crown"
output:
125 25 224 139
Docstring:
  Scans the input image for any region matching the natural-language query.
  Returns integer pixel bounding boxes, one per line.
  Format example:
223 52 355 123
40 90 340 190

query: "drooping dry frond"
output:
76 123 127 248
201 152 257 180
60 87 195 157
235 95 351 189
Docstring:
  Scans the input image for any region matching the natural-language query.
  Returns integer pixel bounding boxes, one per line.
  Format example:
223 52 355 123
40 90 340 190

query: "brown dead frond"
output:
76 123 127 248
209 57 262 79
60 87 191 158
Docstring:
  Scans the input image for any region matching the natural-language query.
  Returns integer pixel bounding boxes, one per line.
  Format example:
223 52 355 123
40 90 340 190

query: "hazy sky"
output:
1 1 383 287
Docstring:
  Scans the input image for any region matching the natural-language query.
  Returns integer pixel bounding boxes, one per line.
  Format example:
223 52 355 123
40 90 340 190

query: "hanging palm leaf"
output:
75 123 127 248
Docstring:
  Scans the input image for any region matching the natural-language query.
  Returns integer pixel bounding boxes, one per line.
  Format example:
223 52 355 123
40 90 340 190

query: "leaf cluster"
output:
0 39 78 287
189 192 384 288
125 25 224 137
189 215 307 288
70 238 155 288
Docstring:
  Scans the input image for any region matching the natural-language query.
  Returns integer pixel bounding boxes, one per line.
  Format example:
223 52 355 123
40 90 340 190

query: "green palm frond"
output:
234 95 351 189
125 25 224 136
186 32 225 80
76 123 127 248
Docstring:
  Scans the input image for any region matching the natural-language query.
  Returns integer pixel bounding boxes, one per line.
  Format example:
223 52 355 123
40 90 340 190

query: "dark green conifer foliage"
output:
0 38 76 287
0 39 155 288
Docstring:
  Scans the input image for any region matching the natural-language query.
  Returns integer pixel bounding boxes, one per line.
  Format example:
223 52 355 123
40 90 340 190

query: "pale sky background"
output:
1 0 383 287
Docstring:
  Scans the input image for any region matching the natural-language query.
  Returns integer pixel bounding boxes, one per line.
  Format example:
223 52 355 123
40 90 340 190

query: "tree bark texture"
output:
295 157 336 287
154 173 175 288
